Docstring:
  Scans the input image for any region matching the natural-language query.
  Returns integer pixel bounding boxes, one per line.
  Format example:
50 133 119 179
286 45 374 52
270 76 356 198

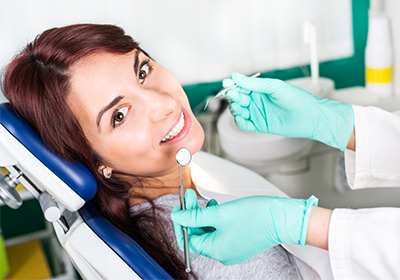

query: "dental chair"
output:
0 102 173 279
0 101 334 279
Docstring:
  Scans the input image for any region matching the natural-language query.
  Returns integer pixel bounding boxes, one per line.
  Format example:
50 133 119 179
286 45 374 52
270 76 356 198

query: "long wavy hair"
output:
1 24 191 279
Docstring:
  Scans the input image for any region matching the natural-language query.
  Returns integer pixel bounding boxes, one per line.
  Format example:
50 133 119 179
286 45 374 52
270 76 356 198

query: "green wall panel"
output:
0 199 46 239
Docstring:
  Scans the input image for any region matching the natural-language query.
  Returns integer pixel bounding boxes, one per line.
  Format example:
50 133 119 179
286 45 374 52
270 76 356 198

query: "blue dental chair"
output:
0 102 173 279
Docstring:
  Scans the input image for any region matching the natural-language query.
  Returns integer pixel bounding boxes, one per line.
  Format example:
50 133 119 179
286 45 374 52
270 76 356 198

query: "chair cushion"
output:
0 103 97 201
80 202 173 279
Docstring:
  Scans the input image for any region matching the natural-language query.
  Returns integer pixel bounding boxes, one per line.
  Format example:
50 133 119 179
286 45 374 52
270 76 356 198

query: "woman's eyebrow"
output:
133 49 141 76
96 95 124 130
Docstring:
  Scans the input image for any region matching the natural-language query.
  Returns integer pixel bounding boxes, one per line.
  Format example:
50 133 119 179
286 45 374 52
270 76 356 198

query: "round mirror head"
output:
176 148 192 166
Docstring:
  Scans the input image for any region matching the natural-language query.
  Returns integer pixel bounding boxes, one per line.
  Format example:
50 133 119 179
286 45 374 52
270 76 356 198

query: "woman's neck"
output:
128 165 200 206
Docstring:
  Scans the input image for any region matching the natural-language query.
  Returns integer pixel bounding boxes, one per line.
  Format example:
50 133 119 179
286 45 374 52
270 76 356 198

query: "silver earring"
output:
103 168 112 179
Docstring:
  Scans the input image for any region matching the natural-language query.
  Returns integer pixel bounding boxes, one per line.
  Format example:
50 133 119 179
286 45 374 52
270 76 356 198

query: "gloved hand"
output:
224 73 354 151
171 189 318 266
172 190 218 249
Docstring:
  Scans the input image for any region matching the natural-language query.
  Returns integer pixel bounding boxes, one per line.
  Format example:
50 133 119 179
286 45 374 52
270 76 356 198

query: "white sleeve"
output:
329 207 400 279
344 105 400 189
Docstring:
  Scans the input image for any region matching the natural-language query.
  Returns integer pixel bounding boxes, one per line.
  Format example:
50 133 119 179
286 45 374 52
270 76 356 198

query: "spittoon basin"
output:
217 108 313 163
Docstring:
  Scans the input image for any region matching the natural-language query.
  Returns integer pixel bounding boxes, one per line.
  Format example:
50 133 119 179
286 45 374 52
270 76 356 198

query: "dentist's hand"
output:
171 189 318 265
224 73 354 151
172 190 218 251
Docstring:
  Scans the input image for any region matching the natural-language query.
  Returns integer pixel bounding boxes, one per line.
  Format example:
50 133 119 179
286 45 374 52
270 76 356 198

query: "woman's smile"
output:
161 111 184 143
160 106 192 146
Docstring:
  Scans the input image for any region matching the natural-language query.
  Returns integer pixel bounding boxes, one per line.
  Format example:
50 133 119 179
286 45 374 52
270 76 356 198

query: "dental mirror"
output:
175 147 192 272
176 147 192 166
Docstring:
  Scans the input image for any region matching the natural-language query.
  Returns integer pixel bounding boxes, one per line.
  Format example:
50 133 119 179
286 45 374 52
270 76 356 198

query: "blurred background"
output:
0 0 381 105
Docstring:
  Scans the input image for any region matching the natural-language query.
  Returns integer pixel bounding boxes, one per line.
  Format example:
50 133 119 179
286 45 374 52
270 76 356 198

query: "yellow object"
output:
365 67 392 83
0 230 9 280
6 240 52 279
14 184 25 193
0 167 25 192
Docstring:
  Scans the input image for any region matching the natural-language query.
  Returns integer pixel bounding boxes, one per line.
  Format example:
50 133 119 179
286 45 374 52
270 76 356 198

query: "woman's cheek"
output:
189 119 205 154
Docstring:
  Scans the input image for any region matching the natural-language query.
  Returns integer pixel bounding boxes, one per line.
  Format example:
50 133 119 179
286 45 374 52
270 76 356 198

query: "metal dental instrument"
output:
176 147 193 273
203 72 261 110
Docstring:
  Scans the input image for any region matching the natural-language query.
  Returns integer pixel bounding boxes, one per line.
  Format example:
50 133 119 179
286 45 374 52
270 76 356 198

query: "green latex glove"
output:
172 190 218 251
224 72 354 151
171 189 318 266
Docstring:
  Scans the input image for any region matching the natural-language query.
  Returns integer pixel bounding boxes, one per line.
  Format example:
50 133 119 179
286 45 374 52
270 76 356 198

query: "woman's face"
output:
67 50 204 178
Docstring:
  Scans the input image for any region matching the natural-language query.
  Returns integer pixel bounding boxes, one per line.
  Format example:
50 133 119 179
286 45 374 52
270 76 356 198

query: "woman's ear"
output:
99 165 113 179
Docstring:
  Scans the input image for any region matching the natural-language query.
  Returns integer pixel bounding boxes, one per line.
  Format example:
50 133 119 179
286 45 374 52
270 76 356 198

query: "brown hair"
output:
1 24 190 279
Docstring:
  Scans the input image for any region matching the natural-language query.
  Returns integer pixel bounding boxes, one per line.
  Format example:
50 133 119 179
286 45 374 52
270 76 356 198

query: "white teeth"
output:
161 112 185 143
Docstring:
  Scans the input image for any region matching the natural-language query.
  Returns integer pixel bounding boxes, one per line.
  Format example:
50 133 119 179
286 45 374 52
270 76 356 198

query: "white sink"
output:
217 108 314 163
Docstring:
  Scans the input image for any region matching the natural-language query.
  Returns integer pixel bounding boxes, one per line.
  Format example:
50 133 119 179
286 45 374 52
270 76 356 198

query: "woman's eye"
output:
139 64 149 84
113 107 128 126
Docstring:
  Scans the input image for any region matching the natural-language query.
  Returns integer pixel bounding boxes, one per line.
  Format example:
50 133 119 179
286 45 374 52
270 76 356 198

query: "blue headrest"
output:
0 102 97 201
80 202 173 279
1 102 173 278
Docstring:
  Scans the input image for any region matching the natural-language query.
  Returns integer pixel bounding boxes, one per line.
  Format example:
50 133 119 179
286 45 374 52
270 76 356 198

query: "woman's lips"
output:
161 111 184 142
160 106 192 145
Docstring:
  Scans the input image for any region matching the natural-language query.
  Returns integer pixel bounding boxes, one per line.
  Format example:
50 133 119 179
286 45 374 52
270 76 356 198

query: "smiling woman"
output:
1 24 316 279
67 48 203 180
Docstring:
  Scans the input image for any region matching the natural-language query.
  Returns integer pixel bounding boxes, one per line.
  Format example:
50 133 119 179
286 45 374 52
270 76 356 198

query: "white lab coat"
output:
329 105 400 279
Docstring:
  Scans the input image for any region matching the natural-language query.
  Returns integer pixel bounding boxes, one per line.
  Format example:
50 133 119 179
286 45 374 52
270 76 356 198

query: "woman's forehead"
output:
72 50 135 71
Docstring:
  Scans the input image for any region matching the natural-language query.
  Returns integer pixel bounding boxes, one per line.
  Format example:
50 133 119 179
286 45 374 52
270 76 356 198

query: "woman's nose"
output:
144 90 177 122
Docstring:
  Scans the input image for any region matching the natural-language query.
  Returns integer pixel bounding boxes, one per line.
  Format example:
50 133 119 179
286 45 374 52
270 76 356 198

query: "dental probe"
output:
176 147 193 273
203 72 261 110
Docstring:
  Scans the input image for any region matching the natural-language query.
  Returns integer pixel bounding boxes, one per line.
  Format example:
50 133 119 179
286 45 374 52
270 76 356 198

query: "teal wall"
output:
184 0 369 109
0 199 46 239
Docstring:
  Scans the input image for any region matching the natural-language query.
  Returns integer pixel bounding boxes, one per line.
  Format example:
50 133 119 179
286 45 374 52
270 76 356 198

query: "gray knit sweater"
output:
131 193 319 279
